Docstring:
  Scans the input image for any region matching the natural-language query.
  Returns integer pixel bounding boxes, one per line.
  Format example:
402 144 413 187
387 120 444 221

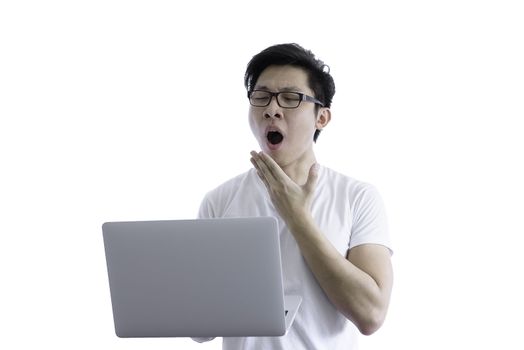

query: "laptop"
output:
102 217 301 338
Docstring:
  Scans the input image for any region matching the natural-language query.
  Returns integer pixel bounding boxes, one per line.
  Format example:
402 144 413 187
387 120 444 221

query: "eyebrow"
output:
254 85 303 92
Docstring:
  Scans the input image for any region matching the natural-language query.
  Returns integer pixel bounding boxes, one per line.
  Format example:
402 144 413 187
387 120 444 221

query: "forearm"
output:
287 214 388 335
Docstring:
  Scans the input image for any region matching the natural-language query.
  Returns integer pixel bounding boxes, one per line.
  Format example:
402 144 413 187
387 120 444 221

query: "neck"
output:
279 149 317 185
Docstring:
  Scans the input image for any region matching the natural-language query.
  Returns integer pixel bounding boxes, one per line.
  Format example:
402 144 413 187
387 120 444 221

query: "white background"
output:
1 1 523 349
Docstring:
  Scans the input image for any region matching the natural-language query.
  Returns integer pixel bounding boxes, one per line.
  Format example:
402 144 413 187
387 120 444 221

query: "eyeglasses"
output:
248 90 324 109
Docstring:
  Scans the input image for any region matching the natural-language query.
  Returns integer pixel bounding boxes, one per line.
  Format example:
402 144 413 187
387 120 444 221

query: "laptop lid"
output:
102 217 299 338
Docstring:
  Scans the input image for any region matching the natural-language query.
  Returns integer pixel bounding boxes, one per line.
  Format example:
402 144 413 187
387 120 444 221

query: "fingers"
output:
250 151 287 183
250 152 318 199
250 151 272 183
250 153 270 189
258 152 285 179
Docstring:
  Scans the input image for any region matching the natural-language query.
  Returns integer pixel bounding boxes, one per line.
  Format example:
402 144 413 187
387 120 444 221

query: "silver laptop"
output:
102 217 301 338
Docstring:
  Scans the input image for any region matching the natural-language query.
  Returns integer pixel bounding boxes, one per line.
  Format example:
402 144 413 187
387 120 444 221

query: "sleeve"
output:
349 184 392 254
197 191 216 219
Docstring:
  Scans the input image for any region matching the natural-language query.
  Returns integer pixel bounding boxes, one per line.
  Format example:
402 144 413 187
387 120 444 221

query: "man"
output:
195 43 393 349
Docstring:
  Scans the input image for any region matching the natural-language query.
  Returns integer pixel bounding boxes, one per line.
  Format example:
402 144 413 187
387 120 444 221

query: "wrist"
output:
286 210 316 236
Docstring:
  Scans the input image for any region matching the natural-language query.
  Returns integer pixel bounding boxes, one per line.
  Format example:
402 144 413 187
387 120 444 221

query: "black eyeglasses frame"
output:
247 90 325 109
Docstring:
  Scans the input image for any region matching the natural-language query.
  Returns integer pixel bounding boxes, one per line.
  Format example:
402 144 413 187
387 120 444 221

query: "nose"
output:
263 97 283 119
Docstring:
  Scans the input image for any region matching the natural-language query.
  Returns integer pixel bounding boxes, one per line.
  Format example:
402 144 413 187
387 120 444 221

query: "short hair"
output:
244 43 336 142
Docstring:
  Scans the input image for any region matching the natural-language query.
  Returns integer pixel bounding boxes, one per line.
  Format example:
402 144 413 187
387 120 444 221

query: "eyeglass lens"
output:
250 91 302 108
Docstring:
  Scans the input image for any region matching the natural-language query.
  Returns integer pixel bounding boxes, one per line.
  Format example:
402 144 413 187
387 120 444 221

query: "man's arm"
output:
250 151 393 335
288 214 393 335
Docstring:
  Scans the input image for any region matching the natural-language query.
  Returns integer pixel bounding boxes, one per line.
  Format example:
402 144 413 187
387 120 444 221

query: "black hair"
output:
244 43 336 142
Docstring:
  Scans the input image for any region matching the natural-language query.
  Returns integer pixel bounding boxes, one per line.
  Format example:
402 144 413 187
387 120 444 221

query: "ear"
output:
315 107 331 130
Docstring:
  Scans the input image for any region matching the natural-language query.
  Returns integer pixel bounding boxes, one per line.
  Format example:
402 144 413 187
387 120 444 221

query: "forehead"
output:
255 65 312 93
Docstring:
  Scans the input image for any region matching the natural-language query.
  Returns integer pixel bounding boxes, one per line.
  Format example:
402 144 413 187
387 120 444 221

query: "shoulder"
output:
204 169 258 200
318 165 379 200
199 169 261 217
320 166 391 250
317 165 387 230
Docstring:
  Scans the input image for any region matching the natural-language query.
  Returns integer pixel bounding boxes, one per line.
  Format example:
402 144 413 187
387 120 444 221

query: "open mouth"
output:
267 131 284 145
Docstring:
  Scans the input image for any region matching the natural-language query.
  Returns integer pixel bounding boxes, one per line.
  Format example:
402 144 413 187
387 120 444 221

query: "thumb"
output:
304 163 319 193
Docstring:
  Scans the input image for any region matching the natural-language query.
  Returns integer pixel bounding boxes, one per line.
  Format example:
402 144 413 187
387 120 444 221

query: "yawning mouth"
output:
267 131 284 145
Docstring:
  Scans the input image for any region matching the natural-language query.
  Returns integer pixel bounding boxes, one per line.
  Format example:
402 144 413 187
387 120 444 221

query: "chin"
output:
267 151 292 168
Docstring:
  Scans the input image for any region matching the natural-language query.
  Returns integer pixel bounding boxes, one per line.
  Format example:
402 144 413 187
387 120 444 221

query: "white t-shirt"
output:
197 165 391 350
